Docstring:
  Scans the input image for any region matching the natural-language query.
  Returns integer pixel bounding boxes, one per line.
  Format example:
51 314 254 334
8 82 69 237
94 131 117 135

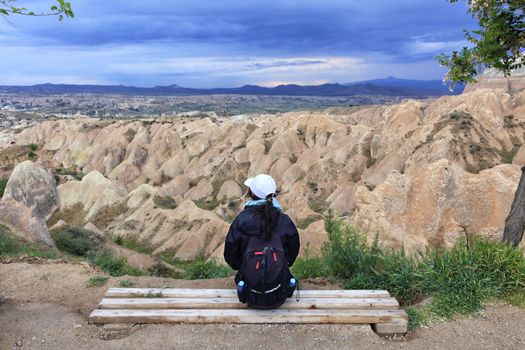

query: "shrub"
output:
323 213 525 326
50 226 103 256
193 198 220 211
87 248 144 277
0 225 58 258
118 280 135 288
0 178 8 198
183 258 233 279
308 196 329 214
148 261 183 278
86 276 109 287
27 143 38 151
291 255 329 280
419 238 525 318
296 215 322 230
113 235 155 255
153 195 177 210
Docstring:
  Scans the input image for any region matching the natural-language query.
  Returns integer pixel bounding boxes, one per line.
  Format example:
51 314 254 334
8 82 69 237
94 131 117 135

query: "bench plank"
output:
89 308 408 324
104 288 391 299
99 297 400 310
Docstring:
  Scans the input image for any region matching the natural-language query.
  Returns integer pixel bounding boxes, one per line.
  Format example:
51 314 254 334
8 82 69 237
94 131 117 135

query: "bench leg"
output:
372 318 408 337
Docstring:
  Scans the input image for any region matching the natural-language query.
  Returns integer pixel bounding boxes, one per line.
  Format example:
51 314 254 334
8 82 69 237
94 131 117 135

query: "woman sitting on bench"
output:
223 174 300 309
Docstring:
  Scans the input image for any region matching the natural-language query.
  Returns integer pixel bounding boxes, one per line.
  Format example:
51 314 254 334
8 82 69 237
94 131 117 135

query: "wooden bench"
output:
89 288 408 336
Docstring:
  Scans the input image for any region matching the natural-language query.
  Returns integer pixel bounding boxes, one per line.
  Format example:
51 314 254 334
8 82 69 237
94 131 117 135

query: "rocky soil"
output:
1 87 524 262
1 260 524 350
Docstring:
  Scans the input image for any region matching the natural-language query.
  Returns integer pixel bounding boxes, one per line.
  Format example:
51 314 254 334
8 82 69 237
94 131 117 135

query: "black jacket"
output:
223 206 300 271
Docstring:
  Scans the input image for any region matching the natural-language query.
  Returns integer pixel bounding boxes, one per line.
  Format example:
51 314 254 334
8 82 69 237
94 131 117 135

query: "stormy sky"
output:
0 0 477 87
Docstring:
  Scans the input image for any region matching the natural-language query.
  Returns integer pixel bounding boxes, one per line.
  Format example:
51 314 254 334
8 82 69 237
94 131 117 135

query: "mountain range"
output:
0 77 463 97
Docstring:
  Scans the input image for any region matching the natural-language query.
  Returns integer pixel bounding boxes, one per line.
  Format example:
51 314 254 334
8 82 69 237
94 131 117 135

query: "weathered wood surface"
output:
99 297 400 310
104 288 391 299
92 288 408 334
89 308 408 325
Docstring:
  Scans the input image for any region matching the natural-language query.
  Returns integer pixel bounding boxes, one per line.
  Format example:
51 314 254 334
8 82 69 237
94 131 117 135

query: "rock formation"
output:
0 161 57 246
2 85 525 259
464 65 525 93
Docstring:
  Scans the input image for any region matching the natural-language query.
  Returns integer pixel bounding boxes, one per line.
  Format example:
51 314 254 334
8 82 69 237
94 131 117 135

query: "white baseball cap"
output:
244 174 277 199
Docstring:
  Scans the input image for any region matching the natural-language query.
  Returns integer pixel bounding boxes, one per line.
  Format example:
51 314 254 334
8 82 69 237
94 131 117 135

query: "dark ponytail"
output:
248 189 280 241
261 194 280 241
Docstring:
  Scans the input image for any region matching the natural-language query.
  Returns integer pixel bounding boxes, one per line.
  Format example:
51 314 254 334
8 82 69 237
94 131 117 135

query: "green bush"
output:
153 195 177 210
50 226 103 256
296 215 322 230
183 258 233 279
322 213 525 326
193 198 220 211
291 243 329 280
291 255 329 280
87 248 144 277
86 276 109 287
118 280 135 288
419 238 525 318
0 178 8 198
0 225 58 258
113 235 155 255
27 143 38 151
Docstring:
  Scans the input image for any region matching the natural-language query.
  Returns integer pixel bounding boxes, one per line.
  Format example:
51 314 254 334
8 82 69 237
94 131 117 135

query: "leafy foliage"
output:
439 0 525 86
50 226 103 256
0 0 74 21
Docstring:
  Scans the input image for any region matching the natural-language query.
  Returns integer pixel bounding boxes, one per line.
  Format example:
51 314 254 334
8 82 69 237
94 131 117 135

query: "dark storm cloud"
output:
10 0 476 58
0 0 477 86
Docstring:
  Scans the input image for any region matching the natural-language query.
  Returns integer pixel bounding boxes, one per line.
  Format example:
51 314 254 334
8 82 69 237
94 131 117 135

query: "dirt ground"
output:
1 260 525 350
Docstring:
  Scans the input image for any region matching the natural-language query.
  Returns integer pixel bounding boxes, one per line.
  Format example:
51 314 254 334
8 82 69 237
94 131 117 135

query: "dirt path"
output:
1 261 525 350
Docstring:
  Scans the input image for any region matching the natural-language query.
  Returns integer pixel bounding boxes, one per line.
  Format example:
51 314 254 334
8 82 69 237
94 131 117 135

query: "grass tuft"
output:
86 276 109 287
291 244 329 280
317 211 525 329
87 248 144 277
183 258 234 280
0 225 58 258
118 280 135 288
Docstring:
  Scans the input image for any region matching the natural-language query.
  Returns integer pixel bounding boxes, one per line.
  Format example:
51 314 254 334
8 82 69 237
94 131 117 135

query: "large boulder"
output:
0 198 55 246
0 161 57 246
2 160 58 220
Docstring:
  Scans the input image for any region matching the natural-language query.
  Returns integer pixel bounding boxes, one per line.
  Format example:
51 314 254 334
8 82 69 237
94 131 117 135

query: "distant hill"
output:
345 76 464 94
0 79 463 97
